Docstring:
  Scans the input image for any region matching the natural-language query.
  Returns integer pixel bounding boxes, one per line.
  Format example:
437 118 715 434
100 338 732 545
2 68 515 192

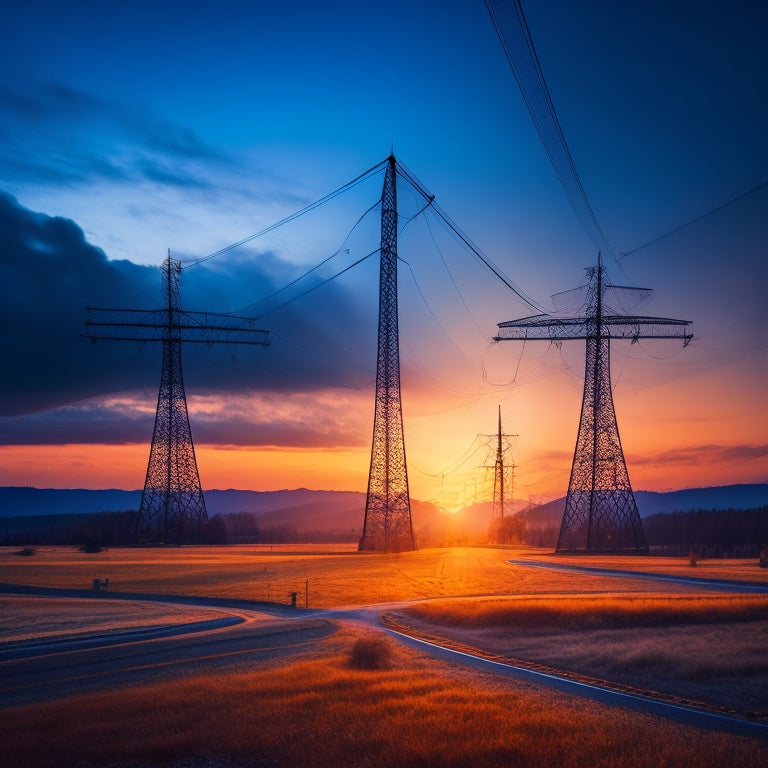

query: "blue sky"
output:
1 1 766 499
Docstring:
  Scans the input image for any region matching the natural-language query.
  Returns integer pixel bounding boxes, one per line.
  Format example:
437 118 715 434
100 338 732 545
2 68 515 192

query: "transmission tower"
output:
495 259 692 553
86 256 269 544
491 406 517 518
359 155 416 553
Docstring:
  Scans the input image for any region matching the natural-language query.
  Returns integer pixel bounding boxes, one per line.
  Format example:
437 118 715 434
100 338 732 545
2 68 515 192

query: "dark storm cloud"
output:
0 193 376 430
0 402 151 445
0 81 226 189
0 394 368 448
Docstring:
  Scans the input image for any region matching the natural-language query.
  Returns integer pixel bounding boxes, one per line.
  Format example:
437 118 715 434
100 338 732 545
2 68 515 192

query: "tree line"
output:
642 506 768 557
2 505 766 555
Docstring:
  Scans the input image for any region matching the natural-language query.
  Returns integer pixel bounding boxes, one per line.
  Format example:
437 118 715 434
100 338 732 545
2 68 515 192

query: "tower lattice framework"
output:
359 156 416 552
140 259 204 543
491 406 516 518
493 406 506 518
495 260 692 553
86 256 269 544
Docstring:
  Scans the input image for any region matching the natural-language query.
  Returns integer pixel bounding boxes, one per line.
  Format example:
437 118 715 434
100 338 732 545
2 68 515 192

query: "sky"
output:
1 0 766 506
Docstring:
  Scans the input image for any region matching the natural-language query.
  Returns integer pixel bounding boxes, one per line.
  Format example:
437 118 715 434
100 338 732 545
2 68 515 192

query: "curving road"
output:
2 569 768 739
508 559 768 593
382 620 768 739
1 591 335 709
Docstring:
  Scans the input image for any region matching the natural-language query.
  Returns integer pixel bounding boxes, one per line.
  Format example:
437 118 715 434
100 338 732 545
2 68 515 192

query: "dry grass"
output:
0 596 232 642
4 545 766 609
347 635 393 670
1 628 764 768
535 552 768 584
401 594 768 630
395 595 768 718
3 546 767 766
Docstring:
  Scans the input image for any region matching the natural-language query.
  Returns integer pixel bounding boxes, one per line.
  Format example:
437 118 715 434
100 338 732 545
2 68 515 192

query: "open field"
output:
390 595 768 718
2 545 767 767
1 596 236 643
1 625 766 768
3 545 767 608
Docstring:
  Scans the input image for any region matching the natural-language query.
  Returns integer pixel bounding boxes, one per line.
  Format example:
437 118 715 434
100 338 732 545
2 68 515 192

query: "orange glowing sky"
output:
1 2 766 504
1 344 765 506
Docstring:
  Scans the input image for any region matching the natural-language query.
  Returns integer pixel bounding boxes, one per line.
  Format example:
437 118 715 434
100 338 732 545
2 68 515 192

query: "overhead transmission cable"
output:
485 1 767 269
232 198 382 315
409 434 487 479
242 249 380 319
620 179 768 258
484 0 618 266
421 209 488 341
183 158 388 268
180 150 548 329
395 158 545 312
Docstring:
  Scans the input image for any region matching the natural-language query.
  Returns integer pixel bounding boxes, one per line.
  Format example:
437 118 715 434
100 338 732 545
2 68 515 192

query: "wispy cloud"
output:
630 444 768 468
0 81 227 190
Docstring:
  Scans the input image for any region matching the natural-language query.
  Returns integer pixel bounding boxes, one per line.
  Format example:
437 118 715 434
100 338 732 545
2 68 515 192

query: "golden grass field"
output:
2 544 767 767
3 544 766 607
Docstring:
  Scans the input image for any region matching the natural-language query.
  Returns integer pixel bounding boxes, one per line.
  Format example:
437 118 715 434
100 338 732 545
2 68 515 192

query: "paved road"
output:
508 560 768 593
382 621 768 739
3 574 768 739
1 593 334 709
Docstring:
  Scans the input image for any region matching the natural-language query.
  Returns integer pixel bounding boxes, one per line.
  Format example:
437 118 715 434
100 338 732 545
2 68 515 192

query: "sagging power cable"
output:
183 158 388 269
620 179 768 257
396 158 545 313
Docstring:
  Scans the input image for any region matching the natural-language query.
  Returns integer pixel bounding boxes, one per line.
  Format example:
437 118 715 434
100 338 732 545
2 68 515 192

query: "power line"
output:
620 179 768 258
395 158 545 312
183 159 388 269
421 209 488 341
485 1 766 278
231 198 382 315
484 0 615 266
409 434 487 479
3 335 84 375
248 248 380 319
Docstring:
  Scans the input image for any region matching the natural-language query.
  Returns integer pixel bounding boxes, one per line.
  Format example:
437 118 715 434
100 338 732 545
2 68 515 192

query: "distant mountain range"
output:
0 487 366 532
1 484 766 535
518 483 768 530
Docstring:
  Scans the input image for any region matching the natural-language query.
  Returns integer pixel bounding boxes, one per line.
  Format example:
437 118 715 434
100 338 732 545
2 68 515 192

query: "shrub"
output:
348 636 392 670
13 547 35 556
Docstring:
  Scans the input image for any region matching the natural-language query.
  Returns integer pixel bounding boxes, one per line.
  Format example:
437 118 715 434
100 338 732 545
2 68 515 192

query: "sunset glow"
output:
1 1 766 501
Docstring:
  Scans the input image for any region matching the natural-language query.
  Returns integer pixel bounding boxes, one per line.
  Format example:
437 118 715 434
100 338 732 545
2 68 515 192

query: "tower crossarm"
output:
494 261 689 554
85 307 270 345
494 313 692 344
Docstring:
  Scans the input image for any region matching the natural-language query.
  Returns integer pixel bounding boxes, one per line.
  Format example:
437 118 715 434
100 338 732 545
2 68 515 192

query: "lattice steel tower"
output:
491 406 516 518
495 259 692 553
86 256 269 544
359 156 416 552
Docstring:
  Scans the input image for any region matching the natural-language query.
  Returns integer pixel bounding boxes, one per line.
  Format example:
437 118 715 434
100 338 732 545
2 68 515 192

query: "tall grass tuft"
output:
348 635 393 670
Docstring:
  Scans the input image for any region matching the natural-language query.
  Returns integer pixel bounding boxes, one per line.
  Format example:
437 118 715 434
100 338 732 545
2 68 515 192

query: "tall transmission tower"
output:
495 259 692 553
359 155 416 553
85 256 269 544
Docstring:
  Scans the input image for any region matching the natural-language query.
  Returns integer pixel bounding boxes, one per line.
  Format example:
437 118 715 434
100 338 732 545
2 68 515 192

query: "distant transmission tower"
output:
491 406 517 518
86 256 269 544
495 258 692 553
359 155 416 552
